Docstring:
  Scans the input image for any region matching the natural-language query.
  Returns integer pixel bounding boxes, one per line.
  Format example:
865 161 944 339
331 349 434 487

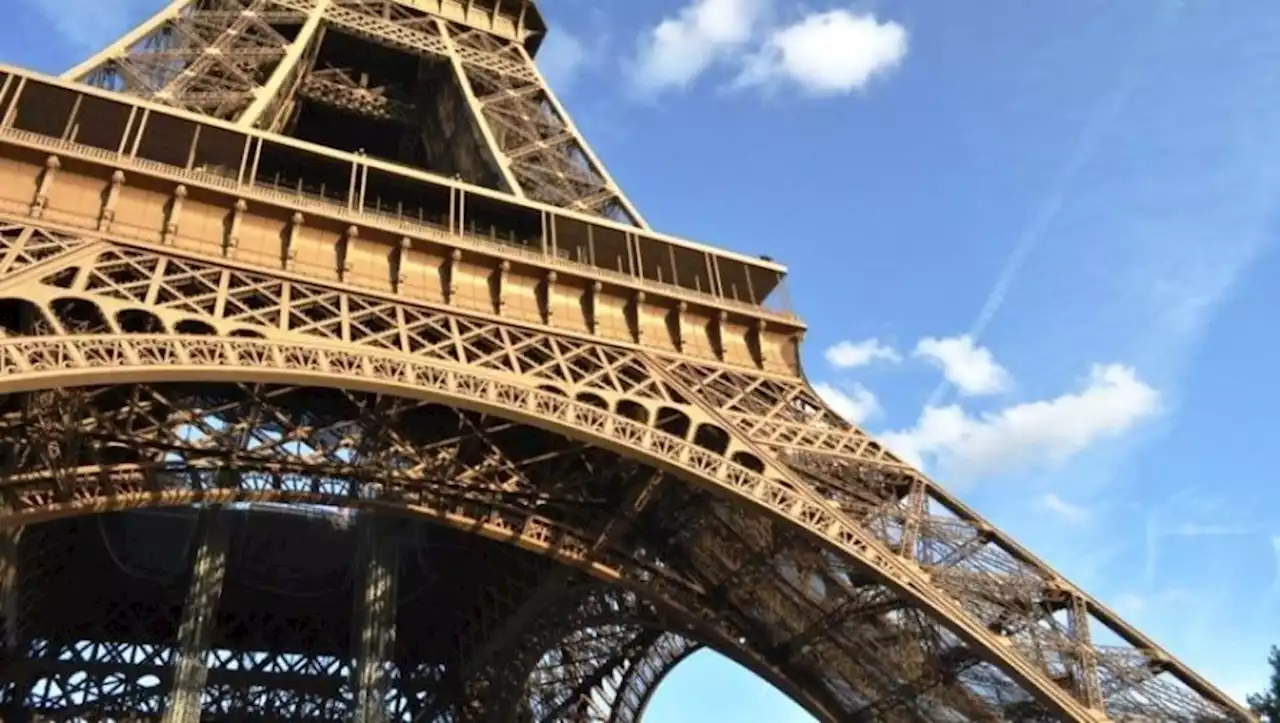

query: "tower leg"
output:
0 530 17 652
0 527 27 723
352 512 399 723
162 507 230 723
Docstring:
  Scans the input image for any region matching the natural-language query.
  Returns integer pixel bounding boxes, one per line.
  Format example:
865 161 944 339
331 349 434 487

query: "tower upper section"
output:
59 0 640 225
0 0 802 365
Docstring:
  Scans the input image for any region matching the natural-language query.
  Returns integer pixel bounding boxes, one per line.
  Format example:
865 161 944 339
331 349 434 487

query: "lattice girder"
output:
0 375 1192 721
0 3 1250 716
0 239 800 487
441 22 642 224
0 233 1224 721
5 525 689 723
0 380 963 721
66 0 301 120
61 0 645 226
3 501 663 720
659 354 1243 721
0 211 1250 721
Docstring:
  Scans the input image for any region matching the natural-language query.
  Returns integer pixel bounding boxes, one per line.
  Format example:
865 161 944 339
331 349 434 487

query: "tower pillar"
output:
162 507 230 723
351 511 399 723
0 527 26 723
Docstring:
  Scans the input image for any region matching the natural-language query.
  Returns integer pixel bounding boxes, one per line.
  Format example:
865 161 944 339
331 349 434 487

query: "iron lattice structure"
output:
0 0 1252 720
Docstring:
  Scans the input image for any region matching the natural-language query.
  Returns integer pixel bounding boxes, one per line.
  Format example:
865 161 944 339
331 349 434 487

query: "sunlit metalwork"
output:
0 0 1252 720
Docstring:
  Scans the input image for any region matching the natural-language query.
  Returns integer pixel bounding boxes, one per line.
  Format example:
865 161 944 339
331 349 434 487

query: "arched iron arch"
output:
0 333 1106 721
0 386 847 722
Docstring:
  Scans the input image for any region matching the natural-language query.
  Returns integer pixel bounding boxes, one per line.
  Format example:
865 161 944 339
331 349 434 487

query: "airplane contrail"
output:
921 4 1185 410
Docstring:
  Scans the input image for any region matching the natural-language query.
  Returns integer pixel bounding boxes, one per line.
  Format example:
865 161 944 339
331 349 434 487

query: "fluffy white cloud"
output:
814 381 879 425
735 10 908 95
824 338 900 369
914 334 1011 397
632 0 768 92
882 364 1160 479
1039 493 1090 523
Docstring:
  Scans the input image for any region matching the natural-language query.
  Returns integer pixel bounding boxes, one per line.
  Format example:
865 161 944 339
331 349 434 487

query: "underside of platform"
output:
2 506 657 722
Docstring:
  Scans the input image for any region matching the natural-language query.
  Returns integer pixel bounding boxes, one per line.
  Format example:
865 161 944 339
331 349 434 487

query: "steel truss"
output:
0 506 699 722
62 0 645 227
0 216 1249 722
0 0 1251 719
165 508 231 723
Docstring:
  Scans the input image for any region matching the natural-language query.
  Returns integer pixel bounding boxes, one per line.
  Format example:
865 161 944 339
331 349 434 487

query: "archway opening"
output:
645 649 815 722
117 308 165 334
0 296 48 335
50 297 110 334
174 318 217 336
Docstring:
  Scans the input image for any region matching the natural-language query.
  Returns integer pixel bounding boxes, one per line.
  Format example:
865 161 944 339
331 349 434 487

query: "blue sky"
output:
7 0 1280 719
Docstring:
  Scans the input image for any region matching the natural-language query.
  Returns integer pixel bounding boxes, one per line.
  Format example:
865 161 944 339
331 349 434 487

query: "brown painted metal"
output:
0 1 1252 721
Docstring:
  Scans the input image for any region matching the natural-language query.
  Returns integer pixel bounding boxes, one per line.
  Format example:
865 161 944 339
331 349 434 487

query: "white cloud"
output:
1039 493 1090 523
882 364 1160 479
824 338 900 369
735 10 908 96
914 334 1011 397
814 381 879 425
632 0 768 92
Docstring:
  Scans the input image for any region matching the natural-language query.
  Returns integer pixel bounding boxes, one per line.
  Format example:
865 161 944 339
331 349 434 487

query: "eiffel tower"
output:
0 0 1251 721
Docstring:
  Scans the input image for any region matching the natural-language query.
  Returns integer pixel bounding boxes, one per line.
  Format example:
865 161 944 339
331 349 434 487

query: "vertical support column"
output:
236 0 331 128
0 528 20 653
434 20 524 198
0 526 28 723
1068 593 1104 710
351 512 399 723
900 479 928 562
163 507 230 723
